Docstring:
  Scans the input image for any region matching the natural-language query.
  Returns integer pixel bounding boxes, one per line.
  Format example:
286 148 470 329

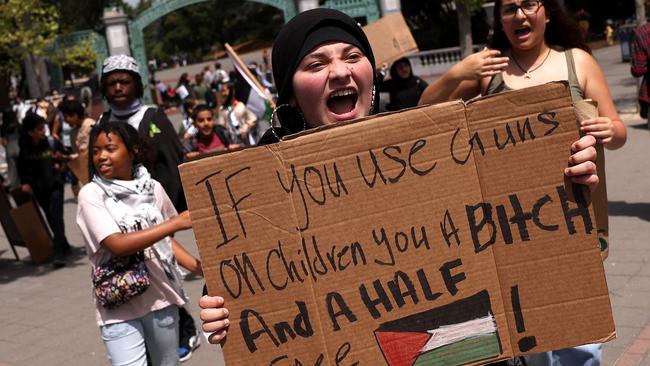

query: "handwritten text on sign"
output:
180 83 614 366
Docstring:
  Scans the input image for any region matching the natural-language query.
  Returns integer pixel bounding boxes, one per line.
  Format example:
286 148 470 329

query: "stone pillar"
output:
483 2 495 28
379 0 401 16
298 0 318 13
103 5 130 56
24 55 50 99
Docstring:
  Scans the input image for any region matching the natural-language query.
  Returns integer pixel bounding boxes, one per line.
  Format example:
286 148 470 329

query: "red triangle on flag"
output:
375 331 432 366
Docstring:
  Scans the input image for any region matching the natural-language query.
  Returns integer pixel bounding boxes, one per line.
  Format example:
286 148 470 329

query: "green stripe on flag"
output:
413 333 501 366
262 99 272 122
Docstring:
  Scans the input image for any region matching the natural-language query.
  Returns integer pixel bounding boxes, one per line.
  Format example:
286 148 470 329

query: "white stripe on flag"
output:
225 48 268 100
420 314 497 352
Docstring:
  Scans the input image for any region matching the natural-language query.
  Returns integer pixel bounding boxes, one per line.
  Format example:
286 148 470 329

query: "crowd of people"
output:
0 0 635 365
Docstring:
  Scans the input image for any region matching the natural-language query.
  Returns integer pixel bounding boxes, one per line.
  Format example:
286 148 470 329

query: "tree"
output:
128 0 284 65
49 35 98 86
636 0 646 26
49 0 110 33
0 0 58 105
455 0 485 58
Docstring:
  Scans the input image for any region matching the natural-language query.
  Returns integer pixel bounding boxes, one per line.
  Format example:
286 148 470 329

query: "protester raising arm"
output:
419 0 626 151
418 1 623 365
418 48 510 104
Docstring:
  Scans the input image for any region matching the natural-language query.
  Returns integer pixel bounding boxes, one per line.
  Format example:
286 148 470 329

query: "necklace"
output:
511 48 552 79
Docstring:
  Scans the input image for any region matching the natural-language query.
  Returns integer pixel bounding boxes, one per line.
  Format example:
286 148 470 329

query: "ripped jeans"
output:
100 305 180 366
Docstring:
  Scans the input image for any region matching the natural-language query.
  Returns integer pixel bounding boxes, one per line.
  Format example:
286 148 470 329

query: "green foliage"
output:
51 0 112 33
138 0 284 64
402 0 489 50
455 0 485 13
0 0 59 73
50 35 98 73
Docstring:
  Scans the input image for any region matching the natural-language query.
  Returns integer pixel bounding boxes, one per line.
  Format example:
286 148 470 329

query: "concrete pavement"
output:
0 44 649 365
594 45 650 366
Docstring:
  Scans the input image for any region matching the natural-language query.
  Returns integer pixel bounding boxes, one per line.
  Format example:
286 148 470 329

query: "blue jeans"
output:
524 344 602 366
100 305 180 366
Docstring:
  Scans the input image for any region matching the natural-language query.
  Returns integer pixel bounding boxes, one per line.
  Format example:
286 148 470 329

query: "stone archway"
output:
128 0 297 103
125 0 386 103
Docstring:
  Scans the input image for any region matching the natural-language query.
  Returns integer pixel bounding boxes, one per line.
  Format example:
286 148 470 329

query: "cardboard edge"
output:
466 81 570 106
281 101 464 142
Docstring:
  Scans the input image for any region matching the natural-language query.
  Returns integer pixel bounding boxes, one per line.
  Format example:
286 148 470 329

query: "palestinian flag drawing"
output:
374 290 501 366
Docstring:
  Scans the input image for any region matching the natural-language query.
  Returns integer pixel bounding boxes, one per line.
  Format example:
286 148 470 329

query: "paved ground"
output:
0 44 649 365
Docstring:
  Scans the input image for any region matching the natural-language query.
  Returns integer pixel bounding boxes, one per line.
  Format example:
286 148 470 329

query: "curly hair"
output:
488 0 590 54
87 121 144 179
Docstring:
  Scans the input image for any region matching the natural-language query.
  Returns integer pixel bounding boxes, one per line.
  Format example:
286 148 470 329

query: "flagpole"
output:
225 43 276 110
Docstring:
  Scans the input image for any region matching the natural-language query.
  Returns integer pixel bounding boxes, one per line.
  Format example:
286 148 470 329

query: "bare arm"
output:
101 211 192 256
574 49 627 150
171 236 202 276
51 112 61 142
419 49 509 105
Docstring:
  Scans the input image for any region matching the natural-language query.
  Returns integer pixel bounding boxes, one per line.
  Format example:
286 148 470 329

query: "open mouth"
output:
514 27 532 38
98 163 111 174
326 88 358 116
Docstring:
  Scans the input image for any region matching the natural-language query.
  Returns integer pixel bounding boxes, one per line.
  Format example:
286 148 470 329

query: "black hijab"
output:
389 57 416 86
261 8 379 144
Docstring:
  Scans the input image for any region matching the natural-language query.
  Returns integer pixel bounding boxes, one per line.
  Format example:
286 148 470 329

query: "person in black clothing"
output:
381 57 428 111
18 113 71 268
98 54 187 212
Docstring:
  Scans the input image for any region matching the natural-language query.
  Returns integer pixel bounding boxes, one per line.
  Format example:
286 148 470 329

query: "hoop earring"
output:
269 104 308 141
297 108 307 132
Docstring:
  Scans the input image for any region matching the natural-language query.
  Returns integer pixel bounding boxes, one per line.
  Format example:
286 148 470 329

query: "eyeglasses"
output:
500 0 543 19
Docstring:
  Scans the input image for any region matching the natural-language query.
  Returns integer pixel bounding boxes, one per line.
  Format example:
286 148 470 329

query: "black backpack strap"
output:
137 107 160 135
97 111 111 125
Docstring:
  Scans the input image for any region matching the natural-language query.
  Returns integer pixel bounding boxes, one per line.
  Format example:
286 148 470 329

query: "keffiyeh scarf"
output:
93 164 185 298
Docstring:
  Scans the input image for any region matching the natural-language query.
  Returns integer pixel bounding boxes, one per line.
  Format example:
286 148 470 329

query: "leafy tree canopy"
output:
401 0 490 50
130 0 284 64
0 0 59 74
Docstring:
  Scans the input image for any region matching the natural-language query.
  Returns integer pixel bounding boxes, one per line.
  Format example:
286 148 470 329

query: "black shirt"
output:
17 136 64 192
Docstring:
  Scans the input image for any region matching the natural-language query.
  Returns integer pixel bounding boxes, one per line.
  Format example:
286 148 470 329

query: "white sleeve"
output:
76 184 121 255
155 181 179 220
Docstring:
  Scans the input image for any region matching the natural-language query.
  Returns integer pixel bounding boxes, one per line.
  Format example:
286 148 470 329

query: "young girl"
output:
77 121 201 366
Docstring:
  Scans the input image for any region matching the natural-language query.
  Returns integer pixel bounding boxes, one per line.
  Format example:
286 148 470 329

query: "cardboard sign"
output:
179 82 615 366
67 152 90 185
363 12 419 66
574 100 609 260
10 199 53 264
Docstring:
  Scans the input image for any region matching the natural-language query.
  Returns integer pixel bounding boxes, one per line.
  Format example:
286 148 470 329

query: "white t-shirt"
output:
77 181 186 327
